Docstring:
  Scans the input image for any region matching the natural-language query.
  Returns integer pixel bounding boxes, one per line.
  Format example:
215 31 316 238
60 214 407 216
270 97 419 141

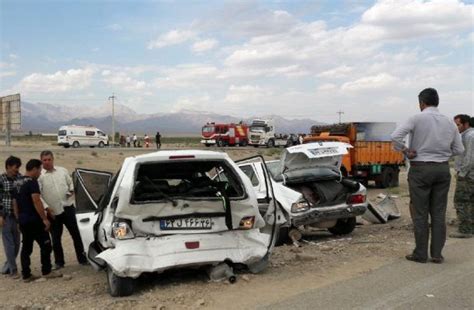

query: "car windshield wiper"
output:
142 176 178 207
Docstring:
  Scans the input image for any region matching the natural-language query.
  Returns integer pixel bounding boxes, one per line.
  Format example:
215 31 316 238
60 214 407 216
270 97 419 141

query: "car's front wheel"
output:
328 217 356 235
107 266 135 297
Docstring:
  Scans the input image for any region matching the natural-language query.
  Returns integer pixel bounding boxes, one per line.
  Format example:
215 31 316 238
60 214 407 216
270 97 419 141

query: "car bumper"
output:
291 203 367 227
97 229 269 278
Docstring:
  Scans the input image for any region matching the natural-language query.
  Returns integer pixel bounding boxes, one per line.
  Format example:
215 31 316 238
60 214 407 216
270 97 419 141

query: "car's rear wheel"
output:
107 266 135 297
328 217 356 235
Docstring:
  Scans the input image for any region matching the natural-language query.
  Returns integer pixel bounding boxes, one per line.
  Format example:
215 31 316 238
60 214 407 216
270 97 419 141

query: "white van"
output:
58 125 109 148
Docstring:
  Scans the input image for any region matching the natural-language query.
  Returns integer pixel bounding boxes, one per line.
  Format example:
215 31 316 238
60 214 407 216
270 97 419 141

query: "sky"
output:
1 0 473 123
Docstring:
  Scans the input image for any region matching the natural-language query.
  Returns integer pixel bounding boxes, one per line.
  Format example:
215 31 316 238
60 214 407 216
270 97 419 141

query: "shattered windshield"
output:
132 160 245 203
265 161 280 180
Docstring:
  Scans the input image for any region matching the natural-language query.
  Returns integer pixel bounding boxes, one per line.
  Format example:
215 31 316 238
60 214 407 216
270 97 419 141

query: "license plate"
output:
309 147 339 156
160 217 213 230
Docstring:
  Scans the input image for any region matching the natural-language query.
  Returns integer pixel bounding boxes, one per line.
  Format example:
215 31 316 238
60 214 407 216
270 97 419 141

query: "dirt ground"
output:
0 143 460 310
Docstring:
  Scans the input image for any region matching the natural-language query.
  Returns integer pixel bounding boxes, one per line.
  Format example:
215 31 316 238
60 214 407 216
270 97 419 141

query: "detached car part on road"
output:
238 142 368 244
73 151 282 297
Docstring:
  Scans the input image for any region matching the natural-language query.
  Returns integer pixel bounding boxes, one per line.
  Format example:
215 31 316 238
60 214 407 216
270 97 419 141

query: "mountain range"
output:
20 101 323 135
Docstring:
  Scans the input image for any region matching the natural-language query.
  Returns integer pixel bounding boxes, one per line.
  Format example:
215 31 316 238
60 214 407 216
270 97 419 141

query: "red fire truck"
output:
201 122 249 147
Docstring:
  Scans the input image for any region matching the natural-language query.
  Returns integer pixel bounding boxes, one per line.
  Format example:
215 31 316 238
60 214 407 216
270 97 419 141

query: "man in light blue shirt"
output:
391 88 464 264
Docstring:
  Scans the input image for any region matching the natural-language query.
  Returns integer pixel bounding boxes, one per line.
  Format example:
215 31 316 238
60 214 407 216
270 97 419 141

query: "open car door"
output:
73 168 113 255
236 155 285 271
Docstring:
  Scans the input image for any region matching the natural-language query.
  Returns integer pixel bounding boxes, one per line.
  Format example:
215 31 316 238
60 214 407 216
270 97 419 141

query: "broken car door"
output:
73 168 113 254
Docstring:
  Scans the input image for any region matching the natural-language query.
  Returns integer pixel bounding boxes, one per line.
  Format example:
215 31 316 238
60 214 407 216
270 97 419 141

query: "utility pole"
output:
337 110 344 124
108 93 116 146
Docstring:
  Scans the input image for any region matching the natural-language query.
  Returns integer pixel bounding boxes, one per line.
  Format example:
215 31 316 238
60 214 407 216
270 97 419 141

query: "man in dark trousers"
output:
39 150 87 269
391 88 464 263
155 131 161 149
13 159 62 282
0 156 22 278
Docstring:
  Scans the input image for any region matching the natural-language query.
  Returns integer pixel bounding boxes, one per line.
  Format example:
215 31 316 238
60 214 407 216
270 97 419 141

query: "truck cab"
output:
249 119 292 148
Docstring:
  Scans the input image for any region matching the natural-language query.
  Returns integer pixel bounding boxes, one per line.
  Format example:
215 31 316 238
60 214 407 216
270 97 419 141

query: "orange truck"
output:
304 122 405 188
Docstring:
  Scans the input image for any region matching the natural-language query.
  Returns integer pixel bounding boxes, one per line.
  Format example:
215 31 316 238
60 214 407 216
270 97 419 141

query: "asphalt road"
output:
263 239 474 310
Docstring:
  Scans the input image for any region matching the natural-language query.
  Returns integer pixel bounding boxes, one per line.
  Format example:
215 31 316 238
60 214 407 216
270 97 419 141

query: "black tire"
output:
275 226 290 246
72 141 80 148
253 145 259 148
107 266 135 297
98 141 105 148
285 139 292 147
267 139 275 148
240 139 248 147
205 144 211 147
64 145 70 149
217 140 224 147
376 167 395 188
328 217 356 235
392 169 400 187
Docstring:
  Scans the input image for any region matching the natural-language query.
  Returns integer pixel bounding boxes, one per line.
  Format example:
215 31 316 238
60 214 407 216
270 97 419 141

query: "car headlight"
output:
112 222 135 240
291 201 310 213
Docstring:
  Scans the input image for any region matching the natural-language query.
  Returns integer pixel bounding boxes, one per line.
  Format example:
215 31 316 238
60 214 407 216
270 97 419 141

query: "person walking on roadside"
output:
155 131 161 149
0 156 22 279
38 151 87 269
144 134 150 148
132 134 138 148
450 114 474 238
13 159 62 282
391 88 464 264
126 135 131 148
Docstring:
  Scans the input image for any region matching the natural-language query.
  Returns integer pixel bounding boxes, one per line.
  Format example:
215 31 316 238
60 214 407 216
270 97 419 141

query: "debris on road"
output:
363 195 401 224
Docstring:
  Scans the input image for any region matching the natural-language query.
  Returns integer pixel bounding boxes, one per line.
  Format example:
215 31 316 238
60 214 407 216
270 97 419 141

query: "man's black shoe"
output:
52 264 64 270
405 254 427 263
430 257 444 264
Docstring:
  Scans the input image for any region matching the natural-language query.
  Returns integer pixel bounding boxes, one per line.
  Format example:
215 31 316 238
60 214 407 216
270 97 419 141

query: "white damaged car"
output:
73 150 282 296
237 142 368 244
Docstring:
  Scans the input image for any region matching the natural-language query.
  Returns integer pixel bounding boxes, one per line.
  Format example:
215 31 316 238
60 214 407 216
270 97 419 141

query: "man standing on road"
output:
13 159 62 282
132 134 138 148
0 156 22 278
38 150 87 269
391 88 464 264
451 114 474 238
155 131 161 149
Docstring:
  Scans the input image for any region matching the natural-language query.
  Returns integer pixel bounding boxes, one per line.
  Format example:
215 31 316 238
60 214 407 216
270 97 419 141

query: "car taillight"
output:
347 194 366 204
185 241 200 249
239 216 255 229
112 222 135 240
169 155 195 159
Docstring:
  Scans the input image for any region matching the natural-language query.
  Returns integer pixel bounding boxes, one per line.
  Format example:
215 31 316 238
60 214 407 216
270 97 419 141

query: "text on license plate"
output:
160 218 213 230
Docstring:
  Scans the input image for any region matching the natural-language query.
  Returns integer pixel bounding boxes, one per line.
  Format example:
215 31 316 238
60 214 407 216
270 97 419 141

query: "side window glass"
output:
239 165 259 186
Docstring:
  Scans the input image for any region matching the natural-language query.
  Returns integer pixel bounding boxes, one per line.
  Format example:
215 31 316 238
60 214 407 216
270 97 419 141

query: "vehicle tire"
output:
275 226 290 246
328 217 356 235
253 145 259 148
285 139 292 147
267 139 275 148
72 141 80 148
205 144 211 147
376 167 395 188
64 145 70 149
240 139 248 147
98 141 105 148
107 266 135 297
392 169 400 187
217 140 224 147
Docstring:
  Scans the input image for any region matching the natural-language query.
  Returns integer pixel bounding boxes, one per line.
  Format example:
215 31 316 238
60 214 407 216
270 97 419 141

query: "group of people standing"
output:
121 132 162 149
391 88 473 264
0 151 87 282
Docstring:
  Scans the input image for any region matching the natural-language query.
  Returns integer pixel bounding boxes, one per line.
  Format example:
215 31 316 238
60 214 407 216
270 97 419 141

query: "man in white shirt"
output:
391 88 464 264
38 150 87 269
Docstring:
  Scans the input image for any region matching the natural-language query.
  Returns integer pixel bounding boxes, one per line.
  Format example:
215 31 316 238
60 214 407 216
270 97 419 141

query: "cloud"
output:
153 64 219 89
148 29 197 49
106 24 122 31
341 73 399 92
357 0 474 41
224 84 271 103
0 71 16 78
16 68 94 93
9 53 19 60
191 38 218 53
101 70 147 92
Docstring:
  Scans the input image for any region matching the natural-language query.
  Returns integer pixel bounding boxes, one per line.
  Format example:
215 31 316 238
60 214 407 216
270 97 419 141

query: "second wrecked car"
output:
238 142 368 244
73 150 282 296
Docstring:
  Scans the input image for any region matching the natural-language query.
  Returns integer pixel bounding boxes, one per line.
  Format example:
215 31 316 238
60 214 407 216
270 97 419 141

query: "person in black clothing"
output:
155 131 161 149
13 159 62 282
